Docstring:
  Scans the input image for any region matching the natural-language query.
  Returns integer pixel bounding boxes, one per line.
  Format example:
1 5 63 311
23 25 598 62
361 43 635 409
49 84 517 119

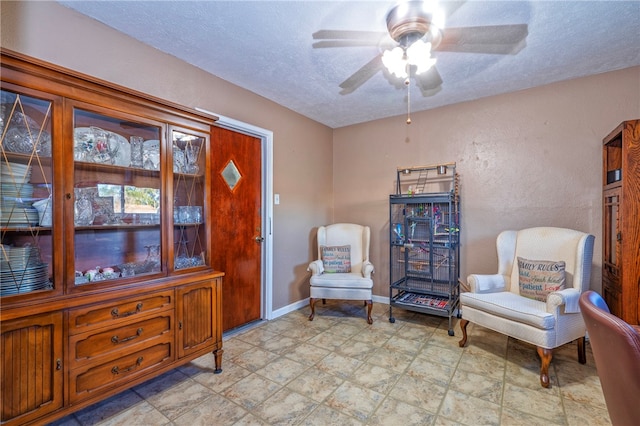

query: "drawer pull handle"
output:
111 356 143 375
111 328 143 344
111 302 143 318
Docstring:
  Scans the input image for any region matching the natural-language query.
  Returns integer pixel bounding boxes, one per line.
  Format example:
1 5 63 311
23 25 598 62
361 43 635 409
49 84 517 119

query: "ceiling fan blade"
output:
437 24 529 54
441 1 467 19
313 40 383 48
415 66 443 94
313 29 387 41
339 54 384 95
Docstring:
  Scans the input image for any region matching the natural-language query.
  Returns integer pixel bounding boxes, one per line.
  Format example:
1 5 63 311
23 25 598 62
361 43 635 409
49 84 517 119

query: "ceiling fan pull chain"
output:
406 68 411 124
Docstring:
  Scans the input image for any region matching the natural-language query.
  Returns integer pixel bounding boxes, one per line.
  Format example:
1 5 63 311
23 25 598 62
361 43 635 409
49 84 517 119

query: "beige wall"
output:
0 1 333 310
3 1 639 310
334 67 640 296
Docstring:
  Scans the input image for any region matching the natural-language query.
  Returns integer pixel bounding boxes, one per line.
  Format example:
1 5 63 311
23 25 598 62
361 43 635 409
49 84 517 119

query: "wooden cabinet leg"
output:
213 348 224 374
366 300 373 324
458 319 469 347
577 336 586 364
308 298 316 321
537 346 552 388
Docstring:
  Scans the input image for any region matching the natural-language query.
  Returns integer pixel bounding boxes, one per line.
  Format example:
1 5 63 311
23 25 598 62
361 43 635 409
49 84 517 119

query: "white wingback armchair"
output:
308 223 374 324
458 227 595 388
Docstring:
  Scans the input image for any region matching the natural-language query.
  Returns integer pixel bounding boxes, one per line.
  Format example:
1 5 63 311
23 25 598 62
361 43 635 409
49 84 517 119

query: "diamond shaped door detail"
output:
221 160 241 191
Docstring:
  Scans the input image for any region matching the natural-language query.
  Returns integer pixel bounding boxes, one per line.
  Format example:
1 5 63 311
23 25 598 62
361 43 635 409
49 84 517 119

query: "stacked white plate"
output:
0 245 51 296
0 162 38 227
0 161 32 184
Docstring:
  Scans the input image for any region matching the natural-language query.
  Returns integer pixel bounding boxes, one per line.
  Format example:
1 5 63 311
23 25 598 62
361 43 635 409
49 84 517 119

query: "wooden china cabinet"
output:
602 120 640 325
0 49 223 425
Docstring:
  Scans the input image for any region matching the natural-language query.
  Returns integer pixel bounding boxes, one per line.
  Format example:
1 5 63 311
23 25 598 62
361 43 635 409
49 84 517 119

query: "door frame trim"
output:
196 108 274 321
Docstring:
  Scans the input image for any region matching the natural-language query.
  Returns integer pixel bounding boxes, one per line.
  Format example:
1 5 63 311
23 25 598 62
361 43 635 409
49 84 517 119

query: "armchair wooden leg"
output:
308 298 316 321
577 336 586 364
458 319 469 347
366 300 373 324
537 346 552 388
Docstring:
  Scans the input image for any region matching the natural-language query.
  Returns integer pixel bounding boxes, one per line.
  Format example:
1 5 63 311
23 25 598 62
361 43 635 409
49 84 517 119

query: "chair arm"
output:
467 274 507 293
546 288 581 313
362 261 374 279
307 260 324 276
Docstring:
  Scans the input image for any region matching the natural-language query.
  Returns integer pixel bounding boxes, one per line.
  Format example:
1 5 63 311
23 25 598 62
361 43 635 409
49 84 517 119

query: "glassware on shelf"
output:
184 143 200 174
173 144 186 173
0 97 52 156
174 206 203 224
177 206 189 224
130 136 144 168
175 240 190 270
73 189 93 226
102 267 118 279
192 206 202 224
144 244 161 272
120 263 136 277
143 140 160 170
175 239 205 270
90 127 118 164
77 266 121 284
32 197 53 227
85 267 102 281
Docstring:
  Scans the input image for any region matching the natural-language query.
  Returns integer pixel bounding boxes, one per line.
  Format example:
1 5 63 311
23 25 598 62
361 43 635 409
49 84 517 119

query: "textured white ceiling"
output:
57 1 640 128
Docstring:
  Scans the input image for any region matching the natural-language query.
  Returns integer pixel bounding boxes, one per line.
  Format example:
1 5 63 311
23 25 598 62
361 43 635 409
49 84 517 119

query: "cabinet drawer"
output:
70 313 173 365
69 341 173 403
69 290 173 335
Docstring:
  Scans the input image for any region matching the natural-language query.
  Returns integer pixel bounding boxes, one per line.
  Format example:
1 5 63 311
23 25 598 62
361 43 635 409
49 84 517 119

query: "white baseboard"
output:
271 298 310 319
270 295 390 320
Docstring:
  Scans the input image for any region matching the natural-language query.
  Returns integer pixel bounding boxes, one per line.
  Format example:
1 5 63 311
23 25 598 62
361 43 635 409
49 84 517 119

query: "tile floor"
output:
51 301 611 425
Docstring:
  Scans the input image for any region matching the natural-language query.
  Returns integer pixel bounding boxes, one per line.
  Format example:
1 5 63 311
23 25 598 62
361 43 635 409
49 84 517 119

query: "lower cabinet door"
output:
1 311 64 425
69 341 173 403
176 279 221 358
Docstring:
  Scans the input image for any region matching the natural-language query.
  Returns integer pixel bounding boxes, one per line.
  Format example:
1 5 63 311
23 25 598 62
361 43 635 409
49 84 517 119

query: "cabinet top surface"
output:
603 119 640 145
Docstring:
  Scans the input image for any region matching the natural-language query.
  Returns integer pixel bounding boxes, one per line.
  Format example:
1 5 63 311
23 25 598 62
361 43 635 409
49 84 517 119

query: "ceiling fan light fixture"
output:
386 0 444 48
382 46 409 78
406 39 436 74
382 39 436 78
414 55 437 75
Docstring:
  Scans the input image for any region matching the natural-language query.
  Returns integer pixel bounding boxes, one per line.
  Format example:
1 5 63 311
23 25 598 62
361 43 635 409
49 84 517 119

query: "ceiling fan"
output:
313 0 528 96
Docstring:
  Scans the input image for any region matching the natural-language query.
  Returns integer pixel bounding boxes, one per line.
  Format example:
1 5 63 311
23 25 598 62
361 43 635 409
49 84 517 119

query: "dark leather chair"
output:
579 291 640 425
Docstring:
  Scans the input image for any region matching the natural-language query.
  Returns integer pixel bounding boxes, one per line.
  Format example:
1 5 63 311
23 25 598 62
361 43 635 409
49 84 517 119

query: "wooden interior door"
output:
210 126 262 331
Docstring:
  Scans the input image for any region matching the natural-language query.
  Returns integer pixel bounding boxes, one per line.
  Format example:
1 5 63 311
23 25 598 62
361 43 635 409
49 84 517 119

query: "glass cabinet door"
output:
171 129 208 270
603 189 620 277
1 88 56 297
71 107 163 286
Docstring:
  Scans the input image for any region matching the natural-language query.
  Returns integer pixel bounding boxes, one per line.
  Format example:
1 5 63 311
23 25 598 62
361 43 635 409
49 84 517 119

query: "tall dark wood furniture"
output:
602 120 640 325
0 50 223 425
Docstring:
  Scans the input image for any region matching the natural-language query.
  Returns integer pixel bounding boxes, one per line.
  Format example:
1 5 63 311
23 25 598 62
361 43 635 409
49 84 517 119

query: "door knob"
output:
254 236 265 243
